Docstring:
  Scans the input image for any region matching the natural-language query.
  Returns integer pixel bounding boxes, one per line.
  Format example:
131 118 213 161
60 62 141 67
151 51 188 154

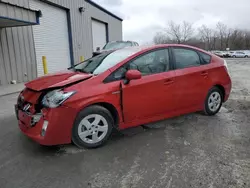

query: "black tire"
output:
244 55 248 58
203 87 223 116
232 55 236 58
72 105 114 148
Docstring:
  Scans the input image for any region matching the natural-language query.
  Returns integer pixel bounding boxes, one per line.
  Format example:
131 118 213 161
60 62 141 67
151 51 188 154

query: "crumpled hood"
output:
25 70 93 91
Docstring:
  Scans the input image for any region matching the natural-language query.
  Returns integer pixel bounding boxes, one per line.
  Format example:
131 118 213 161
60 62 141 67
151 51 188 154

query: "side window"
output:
127 49 170 76
198 51 211 65
173 48 200 69
113 67 127 80
105 49 170 82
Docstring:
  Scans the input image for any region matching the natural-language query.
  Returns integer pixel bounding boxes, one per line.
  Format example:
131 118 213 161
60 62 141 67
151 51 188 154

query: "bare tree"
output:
211 32 218 50
231 30 245 50
198 25 213 50
182 21 194 43
243 30 250 49
165 21 193 43
165 21 181 43
185 37 204 49
153 20 250 50
216 22 230 50
153 32 169 44
225 28 232 49
230 29 239 49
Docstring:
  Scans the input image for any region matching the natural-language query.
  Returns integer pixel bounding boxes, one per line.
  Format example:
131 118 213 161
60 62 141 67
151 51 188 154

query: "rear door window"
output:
173 48 201 69
198 51 211 65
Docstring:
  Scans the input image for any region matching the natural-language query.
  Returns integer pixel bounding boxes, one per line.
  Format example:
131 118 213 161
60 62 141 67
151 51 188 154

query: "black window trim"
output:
170 46 211 70
103 47 174 83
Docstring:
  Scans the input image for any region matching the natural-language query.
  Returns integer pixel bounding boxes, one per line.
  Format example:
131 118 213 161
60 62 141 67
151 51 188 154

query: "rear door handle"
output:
201 71 208 76
164 79 174 85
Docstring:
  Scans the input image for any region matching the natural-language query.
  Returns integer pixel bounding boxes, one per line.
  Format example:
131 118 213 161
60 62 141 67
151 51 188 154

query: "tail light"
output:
223 59 230 76
223 60 228 71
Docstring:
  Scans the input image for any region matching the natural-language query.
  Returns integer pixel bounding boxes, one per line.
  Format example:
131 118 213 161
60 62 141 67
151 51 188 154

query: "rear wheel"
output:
203 87 223 116
244 55 248 58
72 105 114 148
232 55 236 58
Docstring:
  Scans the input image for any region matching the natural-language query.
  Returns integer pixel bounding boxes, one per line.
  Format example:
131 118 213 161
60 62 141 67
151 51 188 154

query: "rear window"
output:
199 52 211 65
103 42 133 50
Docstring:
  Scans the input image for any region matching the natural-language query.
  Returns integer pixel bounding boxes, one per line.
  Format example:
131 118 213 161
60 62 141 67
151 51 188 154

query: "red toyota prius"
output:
15 44 232 148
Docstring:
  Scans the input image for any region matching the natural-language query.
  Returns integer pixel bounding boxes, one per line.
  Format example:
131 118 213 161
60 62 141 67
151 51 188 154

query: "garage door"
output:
30 0 71 77
91 19 107 51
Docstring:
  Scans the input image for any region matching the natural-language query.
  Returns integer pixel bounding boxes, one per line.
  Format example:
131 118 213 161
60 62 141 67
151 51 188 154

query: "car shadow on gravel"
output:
20 112 218 157
19 123 168 157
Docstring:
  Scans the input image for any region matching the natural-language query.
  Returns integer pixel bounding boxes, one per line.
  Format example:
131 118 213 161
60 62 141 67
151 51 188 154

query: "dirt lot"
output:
0 59 249 188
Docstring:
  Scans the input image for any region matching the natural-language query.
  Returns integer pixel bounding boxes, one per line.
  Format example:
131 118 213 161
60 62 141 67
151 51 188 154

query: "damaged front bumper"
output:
15 104 42 126
15 104 78 146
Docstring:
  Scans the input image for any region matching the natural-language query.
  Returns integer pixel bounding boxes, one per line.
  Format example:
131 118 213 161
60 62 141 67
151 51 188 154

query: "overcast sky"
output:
93 0 249 45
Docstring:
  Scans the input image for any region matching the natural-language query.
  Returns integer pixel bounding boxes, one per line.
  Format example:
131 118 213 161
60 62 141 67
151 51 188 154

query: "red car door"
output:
121 48 177 122
172 47 213 110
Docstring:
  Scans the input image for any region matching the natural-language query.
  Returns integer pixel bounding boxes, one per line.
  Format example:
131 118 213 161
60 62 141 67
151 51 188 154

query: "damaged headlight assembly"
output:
42 89 76 108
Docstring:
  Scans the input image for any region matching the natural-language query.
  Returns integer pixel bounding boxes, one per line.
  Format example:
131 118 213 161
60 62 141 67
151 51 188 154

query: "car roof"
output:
120 44 210 54
108 40 138 43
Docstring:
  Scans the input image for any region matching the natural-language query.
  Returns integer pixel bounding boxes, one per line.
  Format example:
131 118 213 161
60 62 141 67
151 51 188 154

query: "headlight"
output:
42 89 76 108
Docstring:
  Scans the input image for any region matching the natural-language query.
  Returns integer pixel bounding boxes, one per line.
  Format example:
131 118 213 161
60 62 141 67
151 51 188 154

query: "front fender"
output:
64 94 123 125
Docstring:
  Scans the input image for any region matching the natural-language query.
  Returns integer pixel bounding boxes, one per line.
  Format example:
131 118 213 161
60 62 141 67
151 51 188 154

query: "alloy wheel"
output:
78 114 109 144
208 91 221 112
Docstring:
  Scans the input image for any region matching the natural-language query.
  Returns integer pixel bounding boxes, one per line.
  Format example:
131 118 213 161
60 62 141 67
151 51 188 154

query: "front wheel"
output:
203 87 223 116
72 105 114 148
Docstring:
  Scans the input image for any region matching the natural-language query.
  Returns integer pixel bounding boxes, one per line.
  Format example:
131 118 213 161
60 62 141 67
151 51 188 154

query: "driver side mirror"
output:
124 70 142 84
96 47 100 51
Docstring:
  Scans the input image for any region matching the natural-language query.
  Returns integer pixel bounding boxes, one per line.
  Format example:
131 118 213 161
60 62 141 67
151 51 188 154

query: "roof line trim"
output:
1 1 38 12
85 0 123 21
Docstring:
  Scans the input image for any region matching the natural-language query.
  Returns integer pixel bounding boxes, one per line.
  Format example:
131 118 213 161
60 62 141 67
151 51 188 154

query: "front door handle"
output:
201 71 208 76
164 79 174 85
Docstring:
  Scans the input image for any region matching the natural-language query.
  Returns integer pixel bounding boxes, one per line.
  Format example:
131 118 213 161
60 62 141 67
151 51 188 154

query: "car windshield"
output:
103 42 132 50
71 48 140 75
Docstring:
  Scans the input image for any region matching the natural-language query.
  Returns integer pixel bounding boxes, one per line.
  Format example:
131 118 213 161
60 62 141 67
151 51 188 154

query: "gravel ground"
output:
0 59 249 188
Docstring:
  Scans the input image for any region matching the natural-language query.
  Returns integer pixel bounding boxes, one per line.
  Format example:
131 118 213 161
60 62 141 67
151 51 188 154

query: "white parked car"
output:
213 51 224 57
230 51 249 58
